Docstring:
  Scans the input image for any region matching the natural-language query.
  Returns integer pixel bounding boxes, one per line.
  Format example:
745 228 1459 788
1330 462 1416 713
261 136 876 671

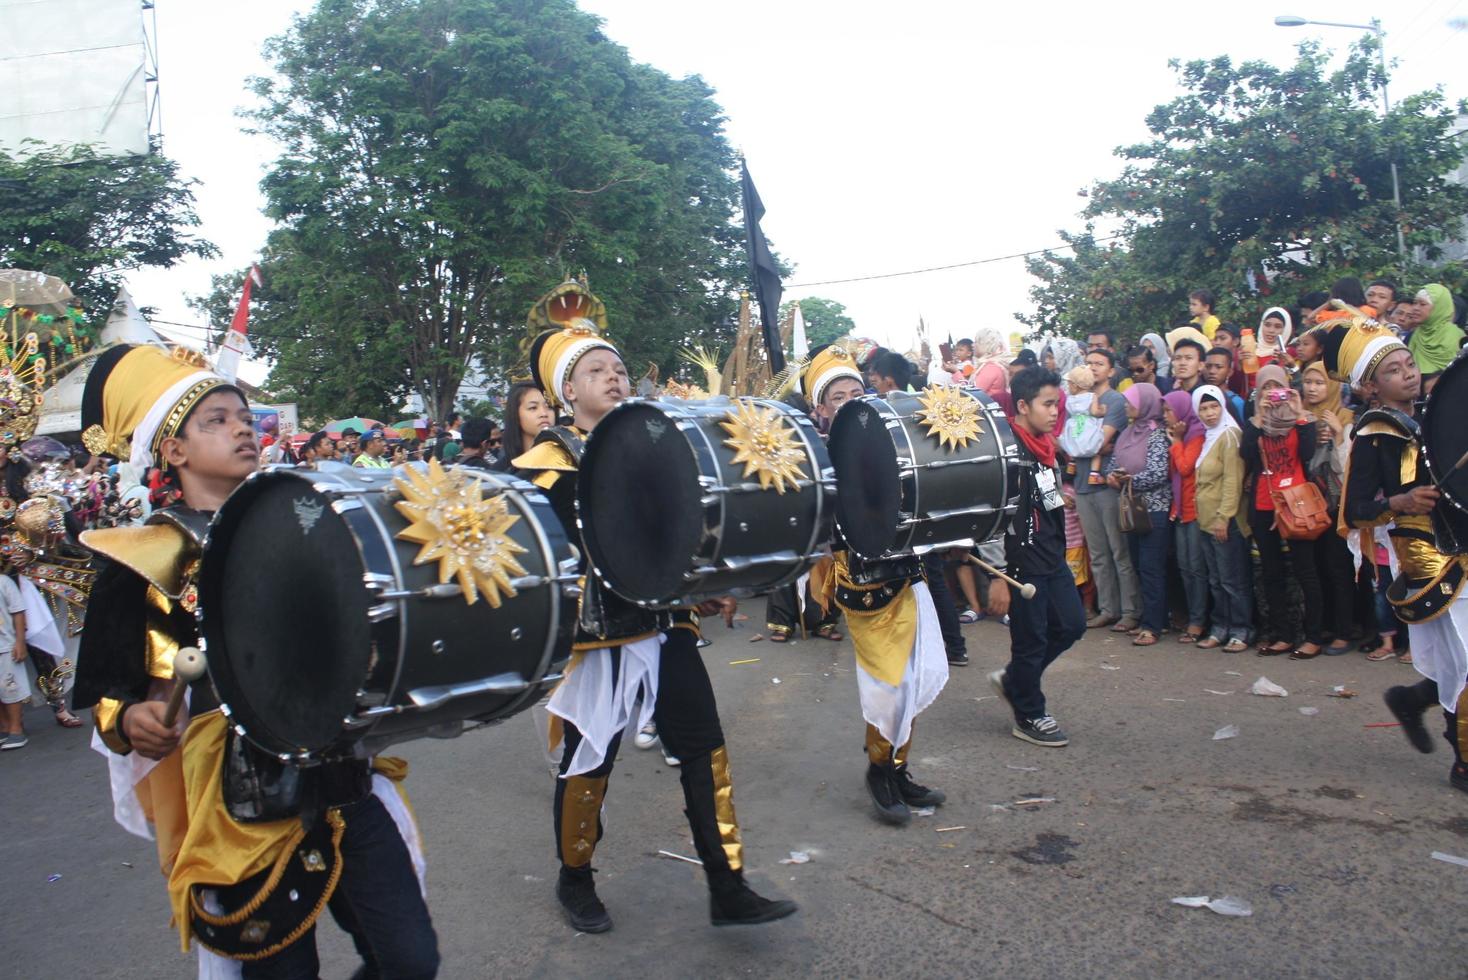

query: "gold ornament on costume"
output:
720 399 808 494
915 385 982 451
393 459 529 607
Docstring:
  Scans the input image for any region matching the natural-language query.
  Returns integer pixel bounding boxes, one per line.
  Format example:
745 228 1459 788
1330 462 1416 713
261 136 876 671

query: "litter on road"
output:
1299 707 1320 716
1012 797 1056 807
728 658 761 666
1431 851 1468 869
1171 895 1253 917
935 826 966 833
657 850 703 866
1205 689 1234 696
1006 764 1040 772
1329 686 1359 699
1251 677 1288 697
1099 663 1121 671
1213 724 1240 741
778 851 811 865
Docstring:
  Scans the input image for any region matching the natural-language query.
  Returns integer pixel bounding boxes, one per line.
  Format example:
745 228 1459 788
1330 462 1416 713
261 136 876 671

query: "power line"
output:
785 234 1126 289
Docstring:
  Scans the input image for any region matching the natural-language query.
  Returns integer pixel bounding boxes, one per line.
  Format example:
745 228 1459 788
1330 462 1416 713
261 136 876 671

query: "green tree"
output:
211 0 751 421
0 143 216 314
1022 41 1468 340
781 296 856 348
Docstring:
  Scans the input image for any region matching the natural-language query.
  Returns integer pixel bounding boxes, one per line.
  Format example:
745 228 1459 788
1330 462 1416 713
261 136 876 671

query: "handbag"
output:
1263 466 1331 541
1118 477 1152 534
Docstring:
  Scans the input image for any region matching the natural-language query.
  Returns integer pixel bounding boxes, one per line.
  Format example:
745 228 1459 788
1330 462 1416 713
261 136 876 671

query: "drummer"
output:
802 345 951 826
70 345 440 977
512 282 796 934
1322 316 1468 793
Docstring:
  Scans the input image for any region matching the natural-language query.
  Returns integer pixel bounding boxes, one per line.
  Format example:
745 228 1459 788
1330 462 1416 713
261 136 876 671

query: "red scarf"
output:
1013 422 1057 467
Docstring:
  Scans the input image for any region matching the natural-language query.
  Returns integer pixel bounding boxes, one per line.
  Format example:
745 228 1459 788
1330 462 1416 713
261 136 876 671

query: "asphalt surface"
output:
5 617 1468 979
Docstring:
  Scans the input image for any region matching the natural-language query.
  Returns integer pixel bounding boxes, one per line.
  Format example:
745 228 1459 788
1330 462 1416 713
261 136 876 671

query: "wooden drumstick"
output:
162 647 208 728
963 554 1038 600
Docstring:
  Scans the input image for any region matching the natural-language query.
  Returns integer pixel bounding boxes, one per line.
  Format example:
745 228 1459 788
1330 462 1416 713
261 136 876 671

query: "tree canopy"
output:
781 296 856 349
202 0 752 421
1022 40 1468 340
0 144 215 314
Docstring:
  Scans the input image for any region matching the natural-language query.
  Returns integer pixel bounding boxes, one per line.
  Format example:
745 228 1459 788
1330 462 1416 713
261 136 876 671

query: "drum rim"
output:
1421 349 1468 512
200 465 399 761
493 477 568 689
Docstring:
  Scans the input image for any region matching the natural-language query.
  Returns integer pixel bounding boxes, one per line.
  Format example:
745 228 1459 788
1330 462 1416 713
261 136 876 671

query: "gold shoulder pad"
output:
80 523 200 599
1355 420 1410 440
511 440 578 473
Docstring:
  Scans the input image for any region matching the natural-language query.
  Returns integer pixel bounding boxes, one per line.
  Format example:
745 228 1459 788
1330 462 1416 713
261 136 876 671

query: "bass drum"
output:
578 397 835 607
1420 346 1468 554
828 387 1019 560
197 463 578 761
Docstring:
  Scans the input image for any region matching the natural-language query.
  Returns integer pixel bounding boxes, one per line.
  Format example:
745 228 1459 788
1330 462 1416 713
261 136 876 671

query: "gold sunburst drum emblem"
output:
393 459 530 607
915 385 983 451
720 400 809 494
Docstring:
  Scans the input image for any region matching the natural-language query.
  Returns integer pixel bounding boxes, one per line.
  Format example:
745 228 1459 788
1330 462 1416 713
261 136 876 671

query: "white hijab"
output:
1139 332 1171 377
1193 384 1240 463
1258 306 1293 356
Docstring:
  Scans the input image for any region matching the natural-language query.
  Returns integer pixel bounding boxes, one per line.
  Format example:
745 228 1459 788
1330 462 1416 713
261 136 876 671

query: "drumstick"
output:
963 554 1038 600
1449 445 1468 476
162 647 208 728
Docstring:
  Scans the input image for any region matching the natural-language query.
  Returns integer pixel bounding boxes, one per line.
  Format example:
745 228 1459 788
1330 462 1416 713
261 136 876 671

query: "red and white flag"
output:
215 264 261 382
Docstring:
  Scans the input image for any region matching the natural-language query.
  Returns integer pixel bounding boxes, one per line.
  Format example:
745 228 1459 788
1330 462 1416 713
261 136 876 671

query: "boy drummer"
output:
512 281 795 933
72 344 439 977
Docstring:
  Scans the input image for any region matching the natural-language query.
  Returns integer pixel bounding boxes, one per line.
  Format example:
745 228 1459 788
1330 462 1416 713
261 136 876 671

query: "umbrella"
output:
391 418 429 439
324 417 386 436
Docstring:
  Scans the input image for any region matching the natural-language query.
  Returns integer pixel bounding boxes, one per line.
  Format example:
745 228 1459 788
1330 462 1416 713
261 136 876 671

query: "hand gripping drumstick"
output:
963 554 1038 600
162 647 208 728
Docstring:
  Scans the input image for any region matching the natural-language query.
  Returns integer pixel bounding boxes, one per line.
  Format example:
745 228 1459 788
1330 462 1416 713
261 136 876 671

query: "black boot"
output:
707 868 799 926
556 865 612 933
1384 681 1437 755
891 763 945 807
865 763 911 825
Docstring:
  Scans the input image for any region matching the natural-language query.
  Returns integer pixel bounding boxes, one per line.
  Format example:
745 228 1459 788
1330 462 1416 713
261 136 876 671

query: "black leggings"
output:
1254 518 1324 644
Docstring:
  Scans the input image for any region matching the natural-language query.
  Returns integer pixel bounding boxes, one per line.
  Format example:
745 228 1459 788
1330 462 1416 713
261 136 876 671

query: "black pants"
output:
554 630 726 866
1313 527 1357 639
764 582 840 636
1002 567 1087 721
242 794 440 980
1254 519 1325 644
922 553 965 658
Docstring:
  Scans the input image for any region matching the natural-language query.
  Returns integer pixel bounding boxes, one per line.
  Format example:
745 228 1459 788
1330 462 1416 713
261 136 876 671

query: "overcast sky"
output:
122 0 1467 379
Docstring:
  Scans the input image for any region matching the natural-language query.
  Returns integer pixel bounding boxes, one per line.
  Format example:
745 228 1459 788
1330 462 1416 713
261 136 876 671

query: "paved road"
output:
5 617 1467 978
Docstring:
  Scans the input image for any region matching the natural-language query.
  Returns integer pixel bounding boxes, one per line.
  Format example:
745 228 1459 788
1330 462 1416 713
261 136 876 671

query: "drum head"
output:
1424 350 1468 509
828 398 900 558
199 473 373 756
579 403 705 603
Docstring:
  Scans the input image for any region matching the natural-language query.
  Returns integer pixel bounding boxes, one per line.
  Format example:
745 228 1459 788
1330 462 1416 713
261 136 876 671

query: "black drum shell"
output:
577 397 834 607
197 464 575 761
828 388 1019 560
1420 346 1468 554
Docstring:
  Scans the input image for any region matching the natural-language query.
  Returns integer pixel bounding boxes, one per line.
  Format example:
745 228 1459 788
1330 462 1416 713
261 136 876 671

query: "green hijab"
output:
1408 283 1464 374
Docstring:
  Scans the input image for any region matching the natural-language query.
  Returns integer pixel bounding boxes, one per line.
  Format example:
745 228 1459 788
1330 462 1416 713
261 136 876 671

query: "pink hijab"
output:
1112 382 1162 474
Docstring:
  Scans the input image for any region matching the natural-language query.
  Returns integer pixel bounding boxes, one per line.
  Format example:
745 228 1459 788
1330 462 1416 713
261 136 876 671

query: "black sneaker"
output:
947 650 969 667
892 764 945 807
1383 685 1434 754
556 867 612 933
1012 715 1069 747
708 870 799 927
864 763 911 826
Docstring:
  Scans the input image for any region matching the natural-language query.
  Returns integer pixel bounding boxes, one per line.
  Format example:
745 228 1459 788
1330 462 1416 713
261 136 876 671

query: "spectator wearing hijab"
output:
1241 365 1325 658
963 328 1012 397
1408 284 1465 385
1300 361 1357 655
1139 332 1171 380
1105 383 1172 646
1256 307 1296 375
1164 389 1208 644
1190 385 1251 651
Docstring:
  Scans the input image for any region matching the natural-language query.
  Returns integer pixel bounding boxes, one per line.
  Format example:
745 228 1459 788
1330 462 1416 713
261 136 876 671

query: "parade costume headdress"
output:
526 279 619 410
800 344 864 406
80 344 242 471
1318 301 1408 388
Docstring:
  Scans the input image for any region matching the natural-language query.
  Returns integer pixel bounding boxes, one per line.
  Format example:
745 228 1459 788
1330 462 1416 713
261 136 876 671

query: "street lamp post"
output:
1275 14 1407 259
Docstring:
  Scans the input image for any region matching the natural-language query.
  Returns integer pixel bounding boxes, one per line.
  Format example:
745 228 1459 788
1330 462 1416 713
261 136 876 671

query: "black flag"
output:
740 159 785 374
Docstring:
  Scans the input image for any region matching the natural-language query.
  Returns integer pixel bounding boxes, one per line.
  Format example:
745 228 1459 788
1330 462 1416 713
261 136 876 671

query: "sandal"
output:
54 709 83 728
1366 647 1396 662
1398 651 1414 665
1223 639 1250 653
814 627 844 642
1177 630 1202 645
768 632 789 643
1132 630 1159 646
1196 636 1222 649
